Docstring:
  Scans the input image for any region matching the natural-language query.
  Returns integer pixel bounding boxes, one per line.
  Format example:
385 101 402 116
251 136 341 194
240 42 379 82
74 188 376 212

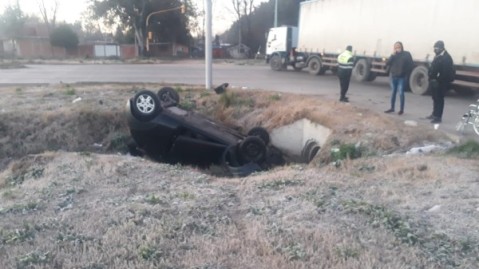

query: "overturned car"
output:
126 87 284 176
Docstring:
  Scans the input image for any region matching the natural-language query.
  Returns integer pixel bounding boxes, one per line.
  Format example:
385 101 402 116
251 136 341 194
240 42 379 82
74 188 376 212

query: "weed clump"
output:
448 140 479 158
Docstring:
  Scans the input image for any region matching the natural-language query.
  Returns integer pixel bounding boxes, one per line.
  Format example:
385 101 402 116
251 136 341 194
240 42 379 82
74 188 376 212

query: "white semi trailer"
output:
266 0 479 95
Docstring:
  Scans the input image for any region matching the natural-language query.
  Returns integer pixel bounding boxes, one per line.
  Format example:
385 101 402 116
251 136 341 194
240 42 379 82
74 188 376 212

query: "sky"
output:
0 0 270 35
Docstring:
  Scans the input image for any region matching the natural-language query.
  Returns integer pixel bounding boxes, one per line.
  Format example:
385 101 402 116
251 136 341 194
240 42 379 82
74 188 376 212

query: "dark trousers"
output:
338 69 352 99
430 80 448 119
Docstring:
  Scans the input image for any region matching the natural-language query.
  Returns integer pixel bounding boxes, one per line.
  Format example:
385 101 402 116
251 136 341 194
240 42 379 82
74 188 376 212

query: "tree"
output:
0 1 27 58
37 0 58 35
223 0 305 56
50 24 79 50
230 0 257 46
89 0 196 56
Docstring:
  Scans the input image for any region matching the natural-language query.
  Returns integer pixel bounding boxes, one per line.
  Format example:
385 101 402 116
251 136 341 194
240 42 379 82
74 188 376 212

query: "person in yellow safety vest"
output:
337 45 355 102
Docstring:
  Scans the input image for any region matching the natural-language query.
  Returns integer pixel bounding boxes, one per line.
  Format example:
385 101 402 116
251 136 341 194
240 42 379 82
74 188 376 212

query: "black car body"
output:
126 87 283 175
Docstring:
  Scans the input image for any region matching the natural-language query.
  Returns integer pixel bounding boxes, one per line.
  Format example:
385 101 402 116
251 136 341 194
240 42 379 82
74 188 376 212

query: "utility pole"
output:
274 0 278 27
205 0 213 90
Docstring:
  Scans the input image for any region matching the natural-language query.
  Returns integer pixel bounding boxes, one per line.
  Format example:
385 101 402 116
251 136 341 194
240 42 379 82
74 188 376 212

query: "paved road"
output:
1 61 478 141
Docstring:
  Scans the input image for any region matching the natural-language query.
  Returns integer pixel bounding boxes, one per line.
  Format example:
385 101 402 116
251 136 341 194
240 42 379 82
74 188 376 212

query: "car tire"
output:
238 136 266 163
157 87 180 107
247 127 270 145
130 90 161 121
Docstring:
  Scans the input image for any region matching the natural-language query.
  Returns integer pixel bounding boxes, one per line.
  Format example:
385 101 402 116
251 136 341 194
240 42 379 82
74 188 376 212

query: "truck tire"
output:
352 59 371 82
270 55 285 71
366 72 377 82
308 57 325 75
409 66 430 95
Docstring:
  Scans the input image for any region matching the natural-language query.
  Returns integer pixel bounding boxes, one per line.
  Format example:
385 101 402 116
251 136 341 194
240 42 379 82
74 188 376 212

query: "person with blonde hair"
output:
384 41 413 115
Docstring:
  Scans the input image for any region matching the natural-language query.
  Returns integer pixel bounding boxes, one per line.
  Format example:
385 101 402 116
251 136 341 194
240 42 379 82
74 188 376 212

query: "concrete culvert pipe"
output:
301 139 320 163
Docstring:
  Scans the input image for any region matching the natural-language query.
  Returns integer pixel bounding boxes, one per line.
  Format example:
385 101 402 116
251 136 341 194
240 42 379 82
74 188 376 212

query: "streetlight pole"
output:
274 0 278 27
205 0 212 90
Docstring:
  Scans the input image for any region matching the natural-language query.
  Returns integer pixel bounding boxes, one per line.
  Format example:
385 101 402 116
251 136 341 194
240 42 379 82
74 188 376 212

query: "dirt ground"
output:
0 83 478 269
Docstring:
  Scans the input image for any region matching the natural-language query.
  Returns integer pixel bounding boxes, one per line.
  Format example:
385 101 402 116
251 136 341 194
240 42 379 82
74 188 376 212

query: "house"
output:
147 42 189 58
227 43 251 59
1 23 138 59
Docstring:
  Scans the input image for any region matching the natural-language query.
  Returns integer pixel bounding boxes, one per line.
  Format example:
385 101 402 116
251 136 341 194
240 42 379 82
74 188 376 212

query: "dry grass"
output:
1 153 477 268
0 83 478 268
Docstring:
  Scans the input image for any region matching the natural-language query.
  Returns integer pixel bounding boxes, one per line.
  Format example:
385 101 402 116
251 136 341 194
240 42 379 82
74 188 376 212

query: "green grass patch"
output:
16 251 51 268
64 85 76 96
219 92 255 108
7 167 44 186
0 201 40 215
342 199 477 267
258 179 303 190
330 143 363 161
447 140 479 158
269 93 282 101
282 243 307 261
107 133 131 153
144 195 164 205
1 223 36 244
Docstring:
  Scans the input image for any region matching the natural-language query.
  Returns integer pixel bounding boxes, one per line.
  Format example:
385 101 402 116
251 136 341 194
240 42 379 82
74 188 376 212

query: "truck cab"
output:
265 26 306 71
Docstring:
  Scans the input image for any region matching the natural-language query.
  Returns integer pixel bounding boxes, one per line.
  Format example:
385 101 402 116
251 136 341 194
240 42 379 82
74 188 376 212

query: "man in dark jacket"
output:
426 40 455 124
384 41 413 115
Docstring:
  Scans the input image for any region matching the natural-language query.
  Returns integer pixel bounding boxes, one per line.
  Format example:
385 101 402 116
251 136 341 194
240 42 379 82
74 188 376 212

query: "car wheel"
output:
238 136 266 163
157 87 180 107
247 127 270 145
130 90 161 121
